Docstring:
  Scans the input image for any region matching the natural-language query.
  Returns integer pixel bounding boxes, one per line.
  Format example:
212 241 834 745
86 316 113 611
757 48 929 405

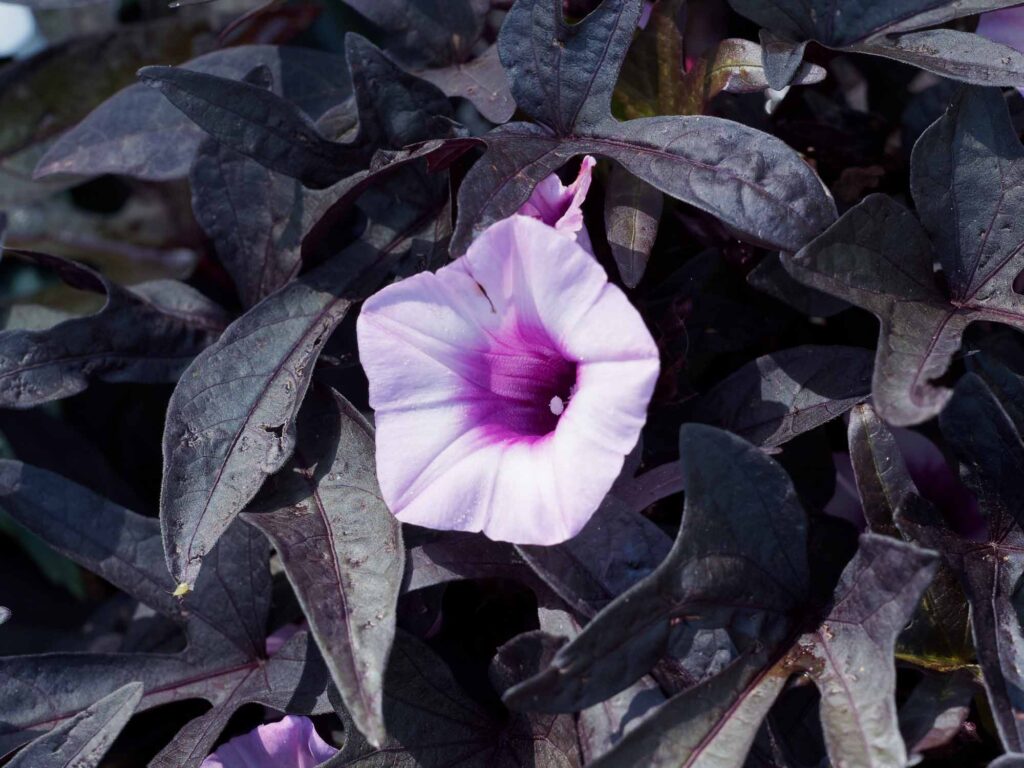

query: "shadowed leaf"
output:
588 535 937 768
451 0 836 255
323 632 582 767
728 0 1024 88
6 682 143 768
0 461 332 767
783 88 1024 425
36 45 352 182
504 424 809 713
604 163 662 288
141 35 455 188
0 251 227 408
896 371 1024 752
696 345 873 448
243 386 404 747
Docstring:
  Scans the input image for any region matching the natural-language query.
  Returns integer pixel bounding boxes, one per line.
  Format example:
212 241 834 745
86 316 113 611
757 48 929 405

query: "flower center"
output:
462 328 577 441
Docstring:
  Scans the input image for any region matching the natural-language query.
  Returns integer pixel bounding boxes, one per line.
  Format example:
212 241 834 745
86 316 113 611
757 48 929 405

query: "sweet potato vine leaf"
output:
6 682 142 768
35 45 352 183
160 154 451 586
614 0 825 119
585 534 938 768
782 87 1024 426
894 369 1024 753
243 385 404 747
450 0 837 255
728 0 1024 89
0 250 228 408
846 403 973 672
139 34 456 188
503 423 811 714
695 344 874 448
323 631 581 767
0 461 332 767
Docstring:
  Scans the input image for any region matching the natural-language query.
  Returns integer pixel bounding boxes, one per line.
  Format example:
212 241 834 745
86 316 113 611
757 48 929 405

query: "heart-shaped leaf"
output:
243 385 404 747
35 45 352 183
783 88 1024 426
0 251 227 408
0 461 332 767
6 682 143 768
504 423 810 713
450 0 836 255
728 0 1024 88
896 370 1024 752
696 345 874 448
586 534 938 768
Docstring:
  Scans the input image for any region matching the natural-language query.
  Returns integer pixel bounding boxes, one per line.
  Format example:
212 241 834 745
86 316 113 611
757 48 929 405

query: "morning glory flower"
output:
200 716 337 768
517 155 596 252
357 214 660 545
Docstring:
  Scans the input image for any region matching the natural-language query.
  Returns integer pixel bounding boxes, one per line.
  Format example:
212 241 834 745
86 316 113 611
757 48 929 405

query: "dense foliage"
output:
3 0 1024 765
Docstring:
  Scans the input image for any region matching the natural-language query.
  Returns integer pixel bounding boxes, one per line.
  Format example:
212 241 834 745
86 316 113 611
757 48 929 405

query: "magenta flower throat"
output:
357 215 660 545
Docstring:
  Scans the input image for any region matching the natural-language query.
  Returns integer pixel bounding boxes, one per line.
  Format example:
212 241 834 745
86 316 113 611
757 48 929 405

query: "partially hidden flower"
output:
826 427 982 540
516 155 596 252
977 7 1024 94
357 215 660 545
200 716 337 768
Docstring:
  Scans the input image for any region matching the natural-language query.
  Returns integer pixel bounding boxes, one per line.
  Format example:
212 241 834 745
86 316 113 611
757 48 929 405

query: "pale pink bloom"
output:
517 155 596 252
357 215 659 545
977 7 1024 94
200 716 337 768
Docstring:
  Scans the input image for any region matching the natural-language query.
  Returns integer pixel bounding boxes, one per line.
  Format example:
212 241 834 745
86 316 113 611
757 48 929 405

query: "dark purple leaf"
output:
450 0 836 255
782 88 1024 425
0 18 208 204
323 632 582 767
405 533 542 593
243 386 403 747
728 0 1024 88
759 31 809 91
6 682 143 768
747 253 850 318
0 461 330 767
517 494 673 619
589 535 938 767
0 251 227 408
35 45 352 183
504 424 810 713
140 35 456 188
604 163 662 288
899 669 977 757
161 166 450 586
696 345 873 448
846 403 973 670
418 45 516 124
896 372 1024 752
340 0 489 69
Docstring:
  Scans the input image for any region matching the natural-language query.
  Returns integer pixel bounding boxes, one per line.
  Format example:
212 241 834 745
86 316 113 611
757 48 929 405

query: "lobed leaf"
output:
243 386 404 747
0 251 227 408
451 0 836 255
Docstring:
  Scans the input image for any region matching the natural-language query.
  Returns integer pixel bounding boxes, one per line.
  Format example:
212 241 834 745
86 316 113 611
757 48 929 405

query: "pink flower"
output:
200 716 337 768
357 215 659 545
517 155 596 252
977 7 1024 94
638 1 654 30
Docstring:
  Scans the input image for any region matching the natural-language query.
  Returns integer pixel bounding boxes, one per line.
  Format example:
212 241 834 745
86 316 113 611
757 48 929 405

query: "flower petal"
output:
357 215 659 545
517 155 596 249
201 716 337 768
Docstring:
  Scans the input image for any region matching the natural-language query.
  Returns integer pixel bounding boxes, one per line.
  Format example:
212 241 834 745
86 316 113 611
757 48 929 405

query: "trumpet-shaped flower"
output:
357 215 659 545
200 716 337 768
517 155 596 251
